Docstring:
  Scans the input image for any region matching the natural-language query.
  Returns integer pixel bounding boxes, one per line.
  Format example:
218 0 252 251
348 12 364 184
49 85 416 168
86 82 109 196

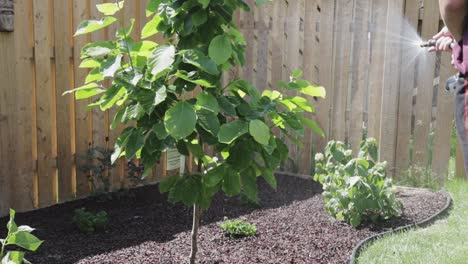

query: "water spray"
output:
419 39 463 93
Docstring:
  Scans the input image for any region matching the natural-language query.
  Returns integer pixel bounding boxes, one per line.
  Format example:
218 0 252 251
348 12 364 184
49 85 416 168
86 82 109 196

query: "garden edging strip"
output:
349 189 453 264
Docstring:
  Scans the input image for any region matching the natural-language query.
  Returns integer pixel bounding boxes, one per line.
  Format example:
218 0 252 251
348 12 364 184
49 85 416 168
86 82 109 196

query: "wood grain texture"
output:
412 0 439 170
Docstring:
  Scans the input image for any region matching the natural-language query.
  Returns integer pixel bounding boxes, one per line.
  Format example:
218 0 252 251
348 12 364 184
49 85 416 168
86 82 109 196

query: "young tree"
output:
67 0 325 262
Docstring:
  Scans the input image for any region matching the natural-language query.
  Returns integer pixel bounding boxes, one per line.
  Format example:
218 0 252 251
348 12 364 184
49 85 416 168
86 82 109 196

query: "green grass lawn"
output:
357 179 468 264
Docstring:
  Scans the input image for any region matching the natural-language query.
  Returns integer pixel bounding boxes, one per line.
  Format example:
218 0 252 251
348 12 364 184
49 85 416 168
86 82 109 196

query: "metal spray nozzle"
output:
420 39 436 48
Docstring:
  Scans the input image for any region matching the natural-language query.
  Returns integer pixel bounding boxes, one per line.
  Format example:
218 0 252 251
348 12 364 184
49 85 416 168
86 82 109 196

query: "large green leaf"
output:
300 85 326 98
147 45 176 77
96 1 124 15
63 83 104 100
208 35 232 65
222 166 241 197
204 164 226 187
111 127 134 163
249 120 270 145
125 129 144 159
141 14 162 39
169 176 202 206
146 0 163 17
81 41 116 59
196 91 219 113
240 167 258 202
74 17 118 36
101 54 123 78
218 120 248 144
164 101 197 140
7 232 43 252
197 109 220 135
198 0 210 8
182 50 219 75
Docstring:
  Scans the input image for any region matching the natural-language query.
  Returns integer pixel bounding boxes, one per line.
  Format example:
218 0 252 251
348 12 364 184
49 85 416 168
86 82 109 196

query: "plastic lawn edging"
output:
349 189 453 264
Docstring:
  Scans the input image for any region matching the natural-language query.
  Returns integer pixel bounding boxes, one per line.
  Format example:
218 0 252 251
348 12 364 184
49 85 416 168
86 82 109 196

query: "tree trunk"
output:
189 203 201 264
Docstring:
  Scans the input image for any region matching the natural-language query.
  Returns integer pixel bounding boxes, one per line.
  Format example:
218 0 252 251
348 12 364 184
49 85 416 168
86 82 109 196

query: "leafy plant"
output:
66 0 325 262
220 219 257 238
72 208 109 234
1 209 43 264
78 146 114 193
314 138 402 227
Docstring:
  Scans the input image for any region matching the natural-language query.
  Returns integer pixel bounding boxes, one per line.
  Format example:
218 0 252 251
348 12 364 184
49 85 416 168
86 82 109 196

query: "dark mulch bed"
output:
0 175 447 264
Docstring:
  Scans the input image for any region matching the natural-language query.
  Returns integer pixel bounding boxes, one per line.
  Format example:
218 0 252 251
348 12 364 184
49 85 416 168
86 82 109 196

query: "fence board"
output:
432 52 455 182
53 0 74 202
73 0 92 197
394 0 419 176
11 0 36 212
348 0 371 152
412 0 440 170
379 0 405 176
367 0 387 142
33 0 56 207
331 0 353 143
0 27 16 216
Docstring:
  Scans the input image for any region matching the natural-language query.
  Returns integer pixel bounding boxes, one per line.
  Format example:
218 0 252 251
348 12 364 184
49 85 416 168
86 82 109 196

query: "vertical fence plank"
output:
54 0 74 202
255 5 269 93
367 0 386 142
348 0 370 151
33 0 57 207
432 52 456 182
0 14 17 215
394 0 419 177
456 143 466 178
73 0 92 197
10 0 36 212
313 0 336 152
412 0 439 170
331 0 353 142
300 0 320 174
379 0 405 176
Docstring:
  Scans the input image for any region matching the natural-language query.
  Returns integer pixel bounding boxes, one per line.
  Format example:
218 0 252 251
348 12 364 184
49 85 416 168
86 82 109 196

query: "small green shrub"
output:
72 208 109 234
220 220 257 238
314 138 402 227
1 209 43 263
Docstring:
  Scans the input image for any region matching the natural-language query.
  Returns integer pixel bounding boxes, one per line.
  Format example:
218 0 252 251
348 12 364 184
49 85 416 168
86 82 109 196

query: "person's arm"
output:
439 0 465 41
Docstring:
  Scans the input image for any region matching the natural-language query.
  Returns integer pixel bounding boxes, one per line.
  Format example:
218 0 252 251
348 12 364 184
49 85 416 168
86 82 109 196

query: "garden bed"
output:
0 175 447 264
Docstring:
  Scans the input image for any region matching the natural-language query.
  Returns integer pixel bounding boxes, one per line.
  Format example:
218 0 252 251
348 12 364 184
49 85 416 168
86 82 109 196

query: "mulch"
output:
0 175 447 264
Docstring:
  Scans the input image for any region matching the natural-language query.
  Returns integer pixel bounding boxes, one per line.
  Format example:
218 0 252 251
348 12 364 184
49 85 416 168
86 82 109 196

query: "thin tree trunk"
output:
189 203 201 264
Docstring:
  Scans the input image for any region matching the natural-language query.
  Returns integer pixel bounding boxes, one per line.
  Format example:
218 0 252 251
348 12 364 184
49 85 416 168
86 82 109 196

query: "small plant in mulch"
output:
72 208 109 234
1 209 43 263
220 220 257 238
314 138 402 227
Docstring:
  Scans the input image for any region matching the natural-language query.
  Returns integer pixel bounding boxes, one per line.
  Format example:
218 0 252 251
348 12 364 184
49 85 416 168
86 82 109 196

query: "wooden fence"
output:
0 0 462 217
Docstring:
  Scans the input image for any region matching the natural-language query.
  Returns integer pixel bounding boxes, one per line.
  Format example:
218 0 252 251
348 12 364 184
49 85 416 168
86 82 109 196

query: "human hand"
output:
428 27 455 52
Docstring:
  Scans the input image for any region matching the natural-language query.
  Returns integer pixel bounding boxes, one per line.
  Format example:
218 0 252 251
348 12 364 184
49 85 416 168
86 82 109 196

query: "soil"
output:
0 175 447 264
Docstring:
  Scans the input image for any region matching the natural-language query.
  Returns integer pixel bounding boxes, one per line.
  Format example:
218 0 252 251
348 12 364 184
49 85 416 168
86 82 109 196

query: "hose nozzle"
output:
420 39 436 48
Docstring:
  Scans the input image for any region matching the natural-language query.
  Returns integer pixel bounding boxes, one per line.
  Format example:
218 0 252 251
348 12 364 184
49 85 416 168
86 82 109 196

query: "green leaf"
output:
136 86 167 114
197 110 220 135
7 209 17 233
159 175 179 193
146 0 163 17
289 96 314 112
300 116 325 137
249 120 270 145
218 120 249 144
204 165 226 187
217 96 237 116
74 17 118 36
240 167 258 202
227 142 253 171
170 176 202 206
96 1 124 15
147 45 176 77
291 69 303 78
174 71 215 87
192 9 208 26
208 35 232 65
196 91 219 113
101 54 123 78
141 14 162 39
7 232 43 252
152 122 168 140
222 166 241 197
300 85 326 98
63 83 105 100
2 251 25 264
260 167 277 189
111 127 133 163
81 41 116 58
198 0 210 9
164 101 197 140
181 50 219 75
125 129 144 159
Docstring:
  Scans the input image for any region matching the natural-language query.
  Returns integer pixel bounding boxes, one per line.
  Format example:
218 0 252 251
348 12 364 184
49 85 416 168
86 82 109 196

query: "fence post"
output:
456 143 466 179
